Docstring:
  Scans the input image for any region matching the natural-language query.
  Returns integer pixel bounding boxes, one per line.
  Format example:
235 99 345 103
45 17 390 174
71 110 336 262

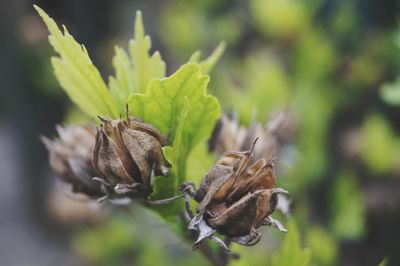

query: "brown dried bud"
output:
92 116 171 199
41 125 103 197
187 140 287 249
210 112 297 162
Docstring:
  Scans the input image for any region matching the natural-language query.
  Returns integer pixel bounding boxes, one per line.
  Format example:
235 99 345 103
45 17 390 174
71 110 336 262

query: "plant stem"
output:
198 242 226 266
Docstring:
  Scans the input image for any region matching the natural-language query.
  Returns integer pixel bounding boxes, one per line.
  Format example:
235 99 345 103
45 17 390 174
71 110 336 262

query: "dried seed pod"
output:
41 125 103 197
210 112 297 162
92 115 171 199
186 139 288 249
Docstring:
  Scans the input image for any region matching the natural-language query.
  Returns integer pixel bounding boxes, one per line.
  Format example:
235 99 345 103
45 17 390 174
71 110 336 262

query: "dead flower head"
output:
210 112 297 162
92 115 171 200
186 139 288 250
41 125 103 197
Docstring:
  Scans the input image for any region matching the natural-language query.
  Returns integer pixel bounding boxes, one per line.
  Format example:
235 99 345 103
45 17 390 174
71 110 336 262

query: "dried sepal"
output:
41 125 103 197
185 139 288 250
92 114 171 200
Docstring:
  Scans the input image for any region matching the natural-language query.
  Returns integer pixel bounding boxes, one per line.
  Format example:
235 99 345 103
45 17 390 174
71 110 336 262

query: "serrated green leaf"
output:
178 97 219 177
271 220 312 266
109 11 166 113
35 5 118 118
128 63 211 138
132 64 220 214
167 96 219 183
188 51 202 63
188 42 226 74
130 11 166 92
109 47 134 110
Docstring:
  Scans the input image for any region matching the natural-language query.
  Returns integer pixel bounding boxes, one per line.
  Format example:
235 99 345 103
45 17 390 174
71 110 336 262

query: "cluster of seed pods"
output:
43 113 289 250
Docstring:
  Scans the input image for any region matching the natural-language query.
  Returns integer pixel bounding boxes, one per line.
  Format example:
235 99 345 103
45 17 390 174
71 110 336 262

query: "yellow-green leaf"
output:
109 11 166 113
128 63 211 138
132 63 220 212
35 5 118 118
188 42 226 74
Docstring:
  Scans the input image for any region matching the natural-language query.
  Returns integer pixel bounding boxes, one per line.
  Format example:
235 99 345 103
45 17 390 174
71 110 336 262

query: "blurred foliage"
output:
72 210 209 266
361 114 400 174
330 171 365 239
270 220 312 266
72 217 135 266
306 226 338 266
216 51 291 125
381 80 400 105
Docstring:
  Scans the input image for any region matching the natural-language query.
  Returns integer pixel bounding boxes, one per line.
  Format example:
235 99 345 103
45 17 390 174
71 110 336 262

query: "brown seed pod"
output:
91 115 171 200
210 112 297 162
184 139 287 250
41 125 103 197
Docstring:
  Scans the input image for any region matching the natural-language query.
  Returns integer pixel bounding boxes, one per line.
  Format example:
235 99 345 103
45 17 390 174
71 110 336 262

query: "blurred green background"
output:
1 0 400 265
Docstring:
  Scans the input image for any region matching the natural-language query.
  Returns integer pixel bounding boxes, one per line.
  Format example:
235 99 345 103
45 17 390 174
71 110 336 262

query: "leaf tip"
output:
217 41 227 52
134 10 145 38
34 4 50 24
33 4 43 14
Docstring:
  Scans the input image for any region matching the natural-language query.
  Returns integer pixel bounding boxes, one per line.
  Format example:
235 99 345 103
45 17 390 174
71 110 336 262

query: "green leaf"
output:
271 220 312 266
186 143 216 184
166 97 219 183
188 42 226 74
131 64 220 212
381 80 400 105
128 63 213 138
378 258 388 266
109 47 134 111
109 11 166 113
34 5 118 118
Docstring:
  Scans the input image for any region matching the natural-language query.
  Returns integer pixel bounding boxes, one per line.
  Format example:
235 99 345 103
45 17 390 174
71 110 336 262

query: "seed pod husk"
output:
92 116 171 199
210 112 297 162
41 125 103 197
188 140 287 249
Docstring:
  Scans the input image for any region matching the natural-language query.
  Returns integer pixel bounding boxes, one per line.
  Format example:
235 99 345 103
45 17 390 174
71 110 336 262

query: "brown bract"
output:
41 125 103 197
92 116 170 199
187 140 287 250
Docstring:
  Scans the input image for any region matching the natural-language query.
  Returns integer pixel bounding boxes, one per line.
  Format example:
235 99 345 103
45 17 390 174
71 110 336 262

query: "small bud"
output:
92 116 170 199
41 125 103 197
188 140 288 249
